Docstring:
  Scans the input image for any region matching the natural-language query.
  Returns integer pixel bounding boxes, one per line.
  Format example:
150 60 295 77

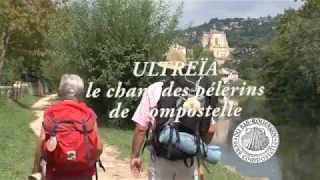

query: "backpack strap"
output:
141 80 168 156
43 115 94 133
141 122 158 162
44 115 94 162
51 118 59 136
141 123 151 155
143 78 187 161
194 118 212 174
42 115 59 136
81 119 91 161
166 122 180 159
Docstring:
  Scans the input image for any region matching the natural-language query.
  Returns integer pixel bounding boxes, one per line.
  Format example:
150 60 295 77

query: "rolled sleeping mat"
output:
159 125 221 164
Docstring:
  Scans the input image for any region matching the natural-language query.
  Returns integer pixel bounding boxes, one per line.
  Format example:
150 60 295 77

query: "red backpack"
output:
42 101 98 172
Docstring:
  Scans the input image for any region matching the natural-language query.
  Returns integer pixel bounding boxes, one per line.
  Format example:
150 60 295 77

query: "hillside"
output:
179 15 281 48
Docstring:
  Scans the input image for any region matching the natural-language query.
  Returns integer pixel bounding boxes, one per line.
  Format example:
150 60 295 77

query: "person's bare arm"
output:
202 92 218 144
94 122 103 159
131 123 147 158
32 127 46 173
130 85 154 159
196 156 205 180
201 123 215 144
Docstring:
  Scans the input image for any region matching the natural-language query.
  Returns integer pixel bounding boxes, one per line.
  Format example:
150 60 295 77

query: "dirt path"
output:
29 94 147 180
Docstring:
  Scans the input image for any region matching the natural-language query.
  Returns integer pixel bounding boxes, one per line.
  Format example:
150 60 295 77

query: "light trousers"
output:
148 156 195 180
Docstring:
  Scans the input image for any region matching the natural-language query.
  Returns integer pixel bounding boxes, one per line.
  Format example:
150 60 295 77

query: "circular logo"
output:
232 118 280 163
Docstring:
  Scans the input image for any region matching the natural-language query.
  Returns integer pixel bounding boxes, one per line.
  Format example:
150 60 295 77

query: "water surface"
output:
212 97 320 180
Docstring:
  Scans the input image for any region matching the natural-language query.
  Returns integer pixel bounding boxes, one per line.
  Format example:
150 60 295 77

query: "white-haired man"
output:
32 74 103 180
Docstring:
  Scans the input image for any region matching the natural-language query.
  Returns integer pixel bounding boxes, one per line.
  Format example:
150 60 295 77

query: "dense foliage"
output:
1 0 319 124
42 0 182 126
0 0 61 84
259 0 320 101
221 37 263 82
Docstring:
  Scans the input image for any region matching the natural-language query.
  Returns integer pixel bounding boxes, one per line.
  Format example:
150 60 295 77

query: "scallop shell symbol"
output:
183 97 201 115
47 136 57 152
241 127 269 151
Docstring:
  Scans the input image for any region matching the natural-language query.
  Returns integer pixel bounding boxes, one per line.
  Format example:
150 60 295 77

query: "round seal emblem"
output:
232 118 279 163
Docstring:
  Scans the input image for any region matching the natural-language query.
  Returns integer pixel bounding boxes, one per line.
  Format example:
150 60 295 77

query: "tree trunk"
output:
0 31 11 83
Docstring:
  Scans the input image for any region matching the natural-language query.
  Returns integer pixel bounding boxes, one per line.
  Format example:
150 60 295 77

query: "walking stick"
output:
95 159 106 180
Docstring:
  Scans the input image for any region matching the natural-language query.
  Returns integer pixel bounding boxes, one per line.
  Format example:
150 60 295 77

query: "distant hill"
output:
178 15 281 48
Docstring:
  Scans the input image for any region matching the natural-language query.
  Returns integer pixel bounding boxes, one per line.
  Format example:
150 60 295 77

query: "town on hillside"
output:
172 24 239 83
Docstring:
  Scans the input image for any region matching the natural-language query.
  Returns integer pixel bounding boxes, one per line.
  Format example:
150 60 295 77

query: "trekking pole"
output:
98 159 106 171
94 162 98 180
95 159 106 180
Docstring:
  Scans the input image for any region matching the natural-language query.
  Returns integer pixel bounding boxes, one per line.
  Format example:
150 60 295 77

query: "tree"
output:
43 0 183 126
0 0 64 83
224 36 264 82
231 37 261 59
192 43 203 59
200 49 214 60
259 0 320 100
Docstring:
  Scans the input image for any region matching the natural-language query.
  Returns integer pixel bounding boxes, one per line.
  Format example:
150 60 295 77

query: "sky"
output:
168 0 303 28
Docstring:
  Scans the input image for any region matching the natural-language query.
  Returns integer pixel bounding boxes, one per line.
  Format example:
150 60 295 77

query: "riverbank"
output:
0 94 40 180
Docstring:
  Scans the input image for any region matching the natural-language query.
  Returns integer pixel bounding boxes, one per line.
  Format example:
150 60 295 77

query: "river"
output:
211 96 320 180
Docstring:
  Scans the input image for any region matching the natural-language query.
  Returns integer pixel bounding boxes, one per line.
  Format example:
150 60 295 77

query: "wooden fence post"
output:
6 89 9 101
0 83 27 102
18 83 22 102
13 83 17 101
21 84 24 99
0 86 10 102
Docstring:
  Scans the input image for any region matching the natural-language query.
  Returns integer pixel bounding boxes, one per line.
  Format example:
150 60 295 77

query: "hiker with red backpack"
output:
31 74 104 180
130 50 219 180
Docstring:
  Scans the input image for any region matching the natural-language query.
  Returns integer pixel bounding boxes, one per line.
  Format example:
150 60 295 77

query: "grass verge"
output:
0 95 40 180
99 127 246 180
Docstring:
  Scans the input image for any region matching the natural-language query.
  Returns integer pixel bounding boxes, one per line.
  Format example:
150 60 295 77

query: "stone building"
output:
219 68 239 81
201 25 234 65
201 25 230 58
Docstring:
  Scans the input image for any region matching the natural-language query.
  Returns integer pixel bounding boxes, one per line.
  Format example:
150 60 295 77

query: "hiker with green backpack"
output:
130 49 220 180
